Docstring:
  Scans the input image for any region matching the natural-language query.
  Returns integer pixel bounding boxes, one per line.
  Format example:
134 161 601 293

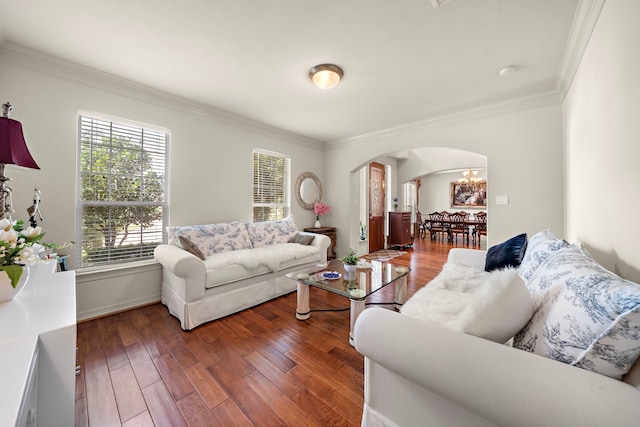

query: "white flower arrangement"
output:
0 218 69 288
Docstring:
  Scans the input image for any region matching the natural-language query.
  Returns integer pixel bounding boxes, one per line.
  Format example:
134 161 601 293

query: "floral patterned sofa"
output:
154 217 330 330
354 230 640 427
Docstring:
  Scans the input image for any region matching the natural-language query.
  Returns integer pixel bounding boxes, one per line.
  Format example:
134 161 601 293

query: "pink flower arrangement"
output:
313 202 331 220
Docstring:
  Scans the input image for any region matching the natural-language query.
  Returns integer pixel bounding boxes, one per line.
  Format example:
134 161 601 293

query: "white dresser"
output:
0 262 76 427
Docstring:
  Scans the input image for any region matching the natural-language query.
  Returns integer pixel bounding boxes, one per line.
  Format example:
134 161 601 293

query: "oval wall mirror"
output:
295 172 323 210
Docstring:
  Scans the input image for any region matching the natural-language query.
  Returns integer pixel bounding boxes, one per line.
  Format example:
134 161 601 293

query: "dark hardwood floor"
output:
75 234 485 426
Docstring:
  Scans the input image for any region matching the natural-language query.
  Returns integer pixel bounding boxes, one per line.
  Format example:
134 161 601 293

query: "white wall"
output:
0 45 325 319
563 0 640 283
325 99 565 258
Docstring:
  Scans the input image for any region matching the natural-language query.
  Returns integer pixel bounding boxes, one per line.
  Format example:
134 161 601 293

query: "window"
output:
252 149 290 222
403 180 417 223
77 114 169 268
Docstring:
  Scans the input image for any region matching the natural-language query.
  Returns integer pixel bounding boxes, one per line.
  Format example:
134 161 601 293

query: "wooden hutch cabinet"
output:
388 211 413 249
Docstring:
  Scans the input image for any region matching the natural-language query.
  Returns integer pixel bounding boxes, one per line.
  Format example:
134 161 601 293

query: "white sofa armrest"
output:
354 308 640 427
447 248 487 270
299 231 330 263
154 244 206 302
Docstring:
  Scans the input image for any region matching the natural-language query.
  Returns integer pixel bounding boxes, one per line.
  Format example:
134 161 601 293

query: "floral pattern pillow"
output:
247 217 298 248
517 229 569 283
167 222 253 257
513 246 640 379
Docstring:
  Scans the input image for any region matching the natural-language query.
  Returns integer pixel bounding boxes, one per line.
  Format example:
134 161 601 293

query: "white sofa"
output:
154 218 330 330
354 232 640 427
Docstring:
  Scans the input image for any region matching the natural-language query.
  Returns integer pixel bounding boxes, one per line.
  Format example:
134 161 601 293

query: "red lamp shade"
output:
0 117 39 169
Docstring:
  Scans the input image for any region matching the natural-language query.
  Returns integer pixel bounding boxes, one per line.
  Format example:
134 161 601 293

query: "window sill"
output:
76 259 159 277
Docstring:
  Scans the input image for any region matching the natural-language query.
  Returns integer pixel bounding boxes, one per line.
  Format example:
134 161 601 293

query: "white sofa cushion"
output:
518 229 569 283
247 216 298 248
167 222 253 256
203 243 320 288
401 262 533 343
513 246 640 379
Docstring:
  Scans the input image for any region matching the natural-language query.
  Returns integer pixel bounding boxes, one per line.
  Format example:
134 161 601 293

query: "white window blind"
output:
253 149 290 222
77 114 169 268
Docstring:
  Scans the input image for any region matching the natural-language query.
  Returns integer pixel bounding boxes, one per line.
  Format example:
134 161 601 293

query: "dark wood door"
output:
369 162 385 253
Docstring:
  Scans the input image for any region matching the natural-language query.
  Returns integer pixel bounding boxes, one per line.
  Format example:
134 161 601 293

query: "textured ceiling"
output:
0 0 579 142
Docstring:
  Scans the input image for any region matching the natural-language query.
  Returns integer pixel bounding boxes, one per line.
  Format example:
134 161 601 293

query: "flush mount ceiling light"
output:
309 64 343 90
499 65 518 77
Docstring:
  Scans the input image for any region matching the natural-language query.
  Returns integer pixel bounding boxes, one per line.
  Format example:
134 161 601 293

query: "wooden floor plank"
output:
244 350 303 398
182 335 224 367
288 364 363 425
205 342 256 386
328 342 365 373
142 381 188 427
125 341 162 389
122 410 155 427
105 345 130 372
74 397 88 427
83 350 121 426
76 237 464 426
211 369 286 426
284 343 346 377
244 369 317 426
165 336 199 370
291 387 353 427
207 399 255 427
138 322 170 360
110 364 147 423
175 391 214 427
117 317 142 347
153 353 195 401
183 362 229 410
256 340 297 372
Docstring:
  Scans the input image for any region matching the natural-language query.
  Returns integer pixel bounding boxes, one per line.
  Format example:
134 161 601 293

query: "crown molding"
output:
0 42 322 149
327 0 602 150
556 0 606 100
326 91 561 150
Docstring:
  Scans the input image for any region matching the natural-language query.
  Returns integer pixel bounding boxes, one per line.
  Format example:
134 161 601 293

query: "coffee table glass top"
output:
286 259 410 300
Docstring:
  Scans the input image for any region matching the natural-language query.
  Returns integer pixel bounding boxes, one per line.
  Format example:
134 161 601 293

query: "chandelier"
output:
458 169 483 185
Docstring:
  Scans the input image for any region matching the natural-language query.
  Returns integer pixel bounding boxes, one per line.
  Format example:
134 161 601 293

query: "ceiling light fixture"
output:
498 65 517 77
458 169 483 186
309 64 343 90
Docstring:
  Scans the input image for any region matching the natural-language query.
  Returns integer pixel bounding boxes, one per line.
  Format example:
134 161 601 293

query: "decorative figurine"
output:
27 187 43 228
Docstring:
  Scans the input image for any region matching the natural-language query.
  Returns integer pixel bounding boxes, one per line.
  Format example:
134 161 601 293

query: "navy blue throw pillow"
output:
484 233 528 272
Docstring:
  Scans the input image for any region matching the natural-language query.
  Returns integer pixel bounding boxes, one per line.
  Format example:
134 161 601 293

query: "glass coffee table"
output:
286 259 410 346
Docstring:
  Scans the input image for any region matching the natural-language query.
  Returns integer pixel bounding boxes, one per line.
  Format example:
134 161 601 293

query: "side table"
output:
304 226 337 260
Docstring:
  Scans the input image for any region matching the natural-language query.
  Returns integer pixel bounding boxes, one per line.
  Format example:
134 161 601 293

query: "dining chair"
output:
473 211 487 244
448 211 469 243
428 211 450 241
416 211 428 239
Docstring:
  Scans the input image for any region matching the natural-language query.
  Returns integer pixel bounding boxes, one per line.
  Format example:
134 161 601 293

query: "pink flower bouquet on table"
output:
313 202 331 221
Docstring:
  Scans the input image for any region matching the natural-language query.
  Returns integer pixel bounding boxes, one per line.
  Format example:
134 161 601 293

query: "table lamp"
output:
0 102 39 220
